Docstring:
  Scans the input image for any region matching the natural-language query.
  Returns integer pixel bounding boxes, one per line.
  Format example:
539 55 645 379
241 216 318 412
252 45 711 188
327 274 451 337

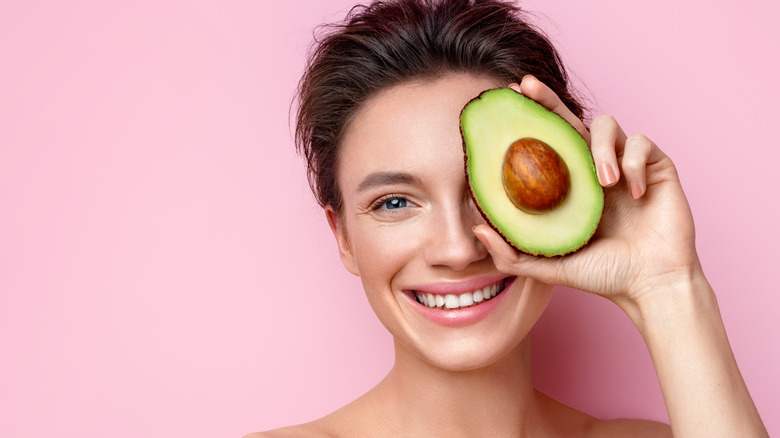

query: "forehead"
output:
338 74 500 190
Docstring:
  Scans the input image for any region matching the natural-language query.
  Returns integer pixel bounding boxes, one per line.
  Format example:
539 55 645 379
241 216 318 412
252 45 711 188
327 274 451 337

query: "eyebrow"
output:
356 171 422 192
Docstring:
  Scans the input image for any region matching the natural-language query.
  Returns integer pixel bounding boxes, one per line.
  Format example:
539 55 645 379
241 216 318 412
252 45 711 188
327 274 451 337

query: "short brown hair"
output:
295 0 585 213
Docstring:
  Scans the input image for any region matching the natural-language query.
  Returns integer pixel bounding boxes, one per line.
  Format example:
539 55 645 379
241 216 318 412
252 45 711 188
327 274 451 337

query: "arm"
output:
474 75 768 437
629 269 766 437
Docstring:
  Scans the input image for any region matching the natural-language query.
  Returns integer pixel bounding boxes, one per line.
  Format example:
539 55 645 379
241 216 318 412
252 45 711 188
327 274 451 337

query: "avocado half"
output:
460 87 603 256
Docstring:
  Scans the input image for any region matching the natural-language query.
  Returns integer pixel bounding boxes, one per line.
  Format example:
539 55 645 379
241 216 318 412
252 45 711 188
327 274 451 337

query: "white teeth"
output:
444 294 459 309
413 278 508 310
459 293 473 307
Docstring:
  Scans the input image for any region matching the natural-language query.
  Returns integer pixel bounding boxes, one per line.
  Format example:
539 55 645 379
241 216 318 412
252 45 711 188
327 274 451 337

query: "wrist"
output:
615 263 717 335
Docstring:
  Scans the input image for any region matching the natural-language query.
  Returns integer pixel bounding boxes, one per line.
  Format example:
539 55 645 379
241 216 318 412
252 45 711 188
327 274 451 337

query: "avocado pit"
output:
501 137 570 214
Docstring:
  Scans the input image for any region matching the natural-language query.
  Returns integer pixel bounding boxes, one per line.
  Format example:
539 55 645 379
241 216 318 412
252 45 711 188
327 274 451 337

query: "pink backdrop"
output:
1 1 778 436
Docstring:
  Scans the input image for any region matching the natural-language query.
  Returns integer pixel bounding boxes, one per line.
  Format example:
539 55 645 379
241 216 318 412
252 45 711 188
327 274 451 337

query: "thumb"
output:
472 224 566 286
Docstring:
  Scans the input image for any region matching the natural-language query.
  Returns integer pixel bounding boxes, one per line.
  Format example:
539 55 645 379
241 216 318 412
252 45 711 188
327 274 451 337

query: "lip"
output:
402 275 517 327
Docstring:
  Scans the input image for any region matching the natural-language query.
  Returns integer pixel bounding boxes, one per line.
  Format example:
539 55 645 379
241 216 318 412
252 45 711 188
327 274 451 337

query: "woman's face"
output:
329 73 553 371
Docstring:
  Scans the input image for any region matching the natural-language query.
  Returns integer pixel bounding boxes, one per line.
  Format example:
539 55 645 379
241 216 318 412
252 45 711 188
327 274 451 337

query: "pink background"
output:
1 0 778 436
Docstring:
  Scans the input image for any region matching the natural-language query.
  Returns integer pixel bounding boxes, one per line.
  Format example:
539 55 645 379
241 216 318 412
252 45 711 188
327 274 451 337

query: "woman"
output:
251 0 768 436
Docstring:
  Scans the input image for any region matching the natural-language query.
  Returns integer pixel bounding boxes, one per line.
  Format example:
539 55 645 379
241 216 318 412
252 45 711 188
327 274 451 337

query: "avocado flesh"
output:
461 88 603 256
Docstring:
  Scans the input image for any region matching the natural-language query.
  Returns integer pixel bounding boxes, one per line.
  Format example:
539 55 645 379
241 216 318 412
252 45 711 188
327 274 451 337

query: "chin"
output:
394 322 533 373
434 338 529 372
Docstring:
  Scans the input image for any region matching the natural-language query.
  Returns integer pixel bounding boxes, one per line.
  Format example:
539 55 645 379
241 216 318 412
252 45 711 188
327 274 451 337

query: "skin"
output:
248 74 768 437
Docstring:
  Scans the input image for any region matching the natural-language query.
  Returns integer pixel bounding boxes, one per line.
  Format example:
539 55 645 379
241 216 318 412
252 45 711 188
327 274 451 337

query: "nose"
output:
423 196 489 271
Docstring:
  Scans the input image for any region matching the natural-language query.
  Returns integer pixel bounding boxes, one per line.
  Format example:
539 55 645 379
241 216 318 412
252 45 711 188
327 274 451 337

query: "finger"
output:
590 115 627 187
472 224 520 271
620 134 666 199
518 75 591 143
472 224 563 286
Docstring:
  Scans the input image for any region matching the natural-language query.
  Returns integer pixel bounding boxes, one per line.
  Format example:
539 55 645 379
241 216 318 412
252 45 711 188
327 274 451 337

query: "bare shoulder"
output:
587 418 672 438
535 391 671 437
243 421 336 438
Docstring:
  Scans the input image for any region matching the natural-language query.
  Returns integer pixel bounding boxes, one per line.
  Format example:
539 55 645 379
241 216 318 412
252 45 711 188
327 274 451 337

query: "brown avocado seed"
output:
501 137 570 214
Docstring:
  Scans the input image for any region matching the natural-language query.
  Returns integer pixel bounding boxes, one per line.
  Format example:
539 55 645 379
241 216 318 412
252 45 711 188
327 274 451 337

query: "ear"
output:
325 205 359 276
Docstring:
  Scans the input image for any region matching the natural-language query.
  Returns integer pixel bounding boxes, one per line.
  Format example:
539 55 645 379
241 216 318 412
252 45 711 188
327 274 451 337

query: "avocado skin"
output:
460 88 604 257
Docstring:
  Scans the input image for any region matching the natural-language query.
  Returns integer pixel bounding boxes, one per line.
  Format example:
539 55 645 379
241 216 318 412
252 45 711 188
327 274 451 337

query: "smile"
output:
413 277 508 310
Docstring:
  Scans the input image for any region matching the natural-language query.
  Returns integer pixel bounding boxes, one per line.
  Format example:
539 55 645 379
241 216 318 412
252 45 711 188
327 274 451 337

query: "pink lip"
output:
402 276 517 327
404 274 511 295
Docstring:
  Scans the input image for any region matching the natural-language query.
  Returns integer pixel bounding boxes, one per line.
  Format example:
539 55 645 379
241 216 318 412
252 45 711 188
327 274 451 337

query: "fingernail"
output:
599 162 617 186
630 181 643 199
508 83 521 92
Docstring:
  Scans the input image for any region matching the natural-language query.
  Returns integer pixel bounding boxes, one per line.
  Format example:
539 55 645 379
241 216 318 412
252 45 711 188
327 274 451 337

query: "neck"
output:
376 337 543 438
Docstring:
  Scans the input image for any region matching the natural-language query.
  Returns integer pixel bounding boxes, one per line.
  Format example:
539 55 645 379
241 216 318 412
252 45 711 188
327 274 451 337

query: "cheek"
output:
348 221 427 328
351 222 424 284
522 280 553 326
511 280 554 349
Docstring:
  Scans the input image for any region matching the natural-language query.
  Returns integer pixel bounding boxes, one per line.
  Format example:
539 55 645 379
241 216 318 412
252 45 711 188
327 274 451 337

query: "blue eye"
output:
370 195 413 213
384 198 407 209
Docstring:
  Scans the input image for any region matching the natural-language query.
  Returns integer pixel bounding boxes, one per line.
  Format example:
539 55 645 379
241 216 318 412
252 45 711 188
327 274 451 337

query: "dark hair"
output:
295 0 585 213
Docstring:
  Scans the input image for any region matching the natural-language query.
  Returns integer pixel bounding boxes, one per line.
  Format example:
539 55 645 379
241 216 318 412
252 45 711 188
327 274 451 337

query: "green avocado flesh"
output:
460 88 604 256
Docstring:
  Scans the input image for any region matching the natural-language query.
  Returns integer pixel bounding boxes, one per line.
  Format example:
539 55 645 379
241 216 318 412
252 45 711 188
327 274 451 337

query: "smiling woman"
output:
328 76 552 373
246 0 768 437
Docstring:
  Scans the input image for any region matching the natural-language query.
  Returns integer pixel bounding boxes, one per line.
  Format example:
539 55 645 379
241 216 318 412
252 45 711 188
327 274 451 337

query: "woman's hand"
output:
473 75 702 314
